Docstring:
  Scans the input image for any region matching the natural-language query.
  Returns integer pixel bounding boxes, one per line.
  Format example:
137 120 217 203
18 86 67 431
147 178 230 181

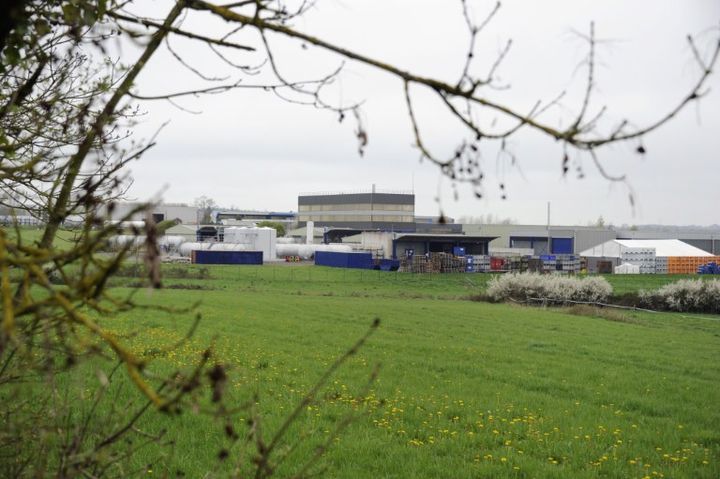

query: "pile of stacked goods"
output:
465 255 491 273
430 252 465 273
621 247 656 274
399 255 430 273
698 261 720 274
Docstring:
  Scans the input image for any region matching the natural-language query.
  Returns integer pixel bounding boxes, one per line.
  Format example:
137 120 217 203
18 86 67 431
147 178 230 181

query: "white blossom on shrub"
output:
487 273 613 303
640 279 720 313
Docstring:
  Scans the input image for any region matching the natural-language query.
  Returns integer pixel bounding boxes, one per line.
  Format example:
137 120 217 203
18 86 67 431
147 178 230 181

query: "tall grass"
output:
50 264 719 478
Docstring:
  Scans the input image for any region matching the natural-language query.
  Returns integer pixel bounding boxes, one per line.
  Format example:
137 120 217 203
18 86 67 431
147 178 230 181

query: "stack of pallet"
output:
469 255 491 272
400 255 430 273
559 255 581 274
540 255 557 274
505 257 523 272
429 252 465 273
519 256 531 273
527 258 543 273
621 248 656 274
416 255 432 273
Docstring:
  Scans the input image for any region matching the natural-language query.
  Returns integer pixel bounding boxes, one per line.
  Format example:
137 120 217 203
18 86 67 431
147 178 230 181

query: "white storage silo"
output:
223 226 276 262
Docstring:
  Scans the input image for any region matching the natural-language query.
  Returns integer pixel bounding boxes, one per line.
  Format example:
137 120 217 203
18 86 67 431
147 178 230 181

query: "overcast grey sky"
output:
124 0 720 226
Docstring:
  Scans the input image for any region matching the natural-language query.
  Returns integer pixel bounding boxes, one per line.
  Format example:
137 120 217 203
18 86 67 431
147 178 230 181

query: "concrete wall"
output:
360 232 394 258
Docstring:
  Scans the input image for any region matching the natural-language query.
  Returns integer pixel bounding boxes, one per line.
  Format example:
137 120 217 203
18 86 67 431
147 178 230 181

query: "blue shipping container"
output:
315 251 374 269
192 250 263 265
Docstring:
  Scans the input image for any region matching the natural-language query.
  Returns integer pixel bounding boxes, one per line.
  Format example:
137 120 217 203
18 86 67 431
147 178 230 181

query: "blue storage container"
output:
551 238 573 254
192 250 263 265
466 256 475 264
314 251 374 269
453 246 466 257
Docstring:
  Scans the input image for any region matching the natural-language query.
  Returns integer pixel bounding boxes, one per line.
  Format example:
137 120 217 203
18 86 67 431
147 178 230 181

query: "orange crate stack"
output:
667 257 681 274
667 256 720 274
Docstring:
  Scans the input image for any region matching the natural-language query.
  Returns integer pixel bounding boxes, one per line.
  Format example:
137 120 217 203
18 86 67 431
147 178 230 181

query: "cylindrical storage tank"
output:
109 235 146 249
306 221 314 245
179 242 251 257
275 243 352 260
159 235 186 248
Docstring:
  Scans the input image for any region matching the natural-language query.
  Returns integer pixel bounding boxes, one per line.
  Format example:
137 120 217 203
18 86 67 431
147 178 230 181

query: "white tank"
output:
178 242 251 257
306 221 314 245
109 235 145 249
161 235 186 248
223 227 276 261
276 243 352 259
109 235 188 250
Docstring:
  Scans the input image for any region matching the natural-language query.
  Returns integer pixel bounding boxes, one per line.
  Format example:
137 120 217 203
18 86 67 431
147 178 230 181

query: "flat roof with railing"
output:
298 189 414 196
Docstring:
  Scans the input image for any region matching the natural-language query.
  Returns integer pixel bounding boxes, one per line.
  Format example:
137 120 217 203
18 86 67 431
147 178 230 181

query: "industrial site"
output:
102 189 720 276
4 1 719 478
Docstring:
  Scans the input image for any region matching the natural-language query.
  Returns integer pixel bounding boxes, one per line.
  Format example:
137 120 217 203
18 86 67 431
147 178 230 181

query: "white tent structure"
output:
579 239 713 258
614 263 641 274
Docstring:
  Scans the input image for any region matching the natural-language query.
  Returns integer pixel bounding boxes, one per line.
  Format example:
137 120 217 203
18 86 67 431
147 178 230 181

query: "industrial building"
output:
462 224 719 256
213 209 295 225
101 193 720 272
340 231 495 259
105 202 199 225
298 188 415 231
462 224 617 256
391 233 495 258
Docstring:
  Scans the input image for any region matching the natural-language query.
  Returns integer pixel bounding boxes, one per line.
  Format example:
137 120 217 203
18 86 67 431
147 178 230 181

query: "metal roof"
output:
394 233 498 242
579 239 713 258
615 239 713 257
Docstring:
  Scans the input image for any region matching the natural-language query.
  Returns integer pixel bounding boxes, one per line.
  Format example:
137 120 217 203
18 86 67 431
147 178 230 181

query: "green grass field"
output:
65 264 719 478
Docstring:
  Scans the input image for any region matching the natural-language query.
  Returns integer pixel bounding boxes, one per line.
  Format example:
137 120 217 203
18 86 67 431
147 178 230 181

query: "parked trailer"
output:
191 250 263 265
314 251 373 269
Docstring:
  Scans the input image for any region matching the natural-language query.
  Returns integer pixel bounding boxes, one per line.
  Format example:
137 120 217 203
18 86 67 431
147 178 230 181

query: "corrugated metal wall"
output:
314 251 374 269
551 238 573 254
192 250 263 265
